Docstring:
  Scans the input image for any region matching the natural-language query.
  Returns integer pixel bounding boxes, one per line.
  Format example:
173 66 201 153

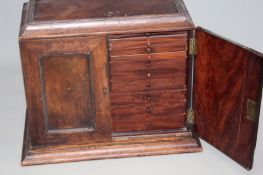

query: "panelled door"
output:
20 36 111 146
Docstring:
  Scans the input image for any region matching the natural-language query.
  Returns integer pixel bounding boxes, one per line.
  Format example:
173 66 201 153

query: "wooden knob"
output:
145 121 151 127
146 47 152 53
147 72 151 77
145 95 151 102
146 107 152 113
146 82 151 87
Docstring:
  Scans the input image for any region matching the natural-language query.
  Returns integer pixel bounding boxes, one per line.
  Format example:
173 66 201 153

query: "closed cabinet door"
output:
20 36 111 146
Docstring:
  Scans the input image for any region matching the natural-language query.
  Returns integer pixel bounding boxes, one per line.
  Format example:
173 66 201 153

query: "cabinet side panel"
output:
40 53 95 132
195 27 262 170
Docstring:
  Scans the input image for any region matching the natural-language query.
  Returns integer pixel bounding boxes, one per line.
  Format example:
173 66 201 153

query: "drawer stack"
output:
109 31 188 132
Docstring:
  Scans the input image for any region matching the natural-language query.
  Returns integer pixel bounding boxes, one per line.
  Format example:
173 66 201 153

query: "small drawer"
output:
111 90 187 126
111 66 186 81
109 32 187 56
111 102 186 132
110 90 187 106
110 77 186 93
110 52 187 71
112 114 186 132
111 103 186 120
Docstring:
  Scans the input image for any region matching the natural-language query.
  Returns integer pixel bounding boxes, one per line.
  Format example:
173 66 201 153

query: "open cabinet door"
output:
194 27 263 169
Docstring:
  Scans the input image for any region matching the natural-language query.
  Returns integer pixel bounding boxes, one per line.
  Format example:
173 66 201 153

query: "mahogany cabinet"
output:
19 0 263 170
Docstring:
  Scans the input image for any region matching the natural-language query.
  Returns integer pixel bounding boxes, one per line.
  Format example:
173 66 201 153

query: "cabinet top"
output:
19 0 194 39
34 0 181 21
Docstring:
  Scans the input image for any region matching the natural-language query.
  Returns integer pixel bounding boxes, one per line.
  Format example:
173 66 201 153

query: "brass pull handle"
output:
146 82 151 88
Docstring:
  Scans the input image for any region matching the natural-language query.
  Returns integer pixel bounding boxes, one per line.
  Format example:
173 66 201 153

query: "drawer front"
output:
109 31 184 40
112 105 186 132
111 90 187 132
110 52 187 81
110 89 187 106
109 32 187 56
109 31 188 133
111 103 186 120
112 115 186 132
110 51 186 63
111 77 186 93
111 67 186 81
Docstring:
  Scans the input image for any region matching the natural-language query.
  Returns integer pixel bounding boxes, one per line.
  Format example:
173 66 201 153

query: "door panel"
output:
195 27 263 169
40 53 94 132
20 36 111 146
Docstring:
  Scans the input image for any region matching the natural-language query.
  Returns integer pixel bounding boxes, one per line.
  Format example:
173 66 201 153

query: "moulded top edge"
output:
19 0 194 39
29 0 190 23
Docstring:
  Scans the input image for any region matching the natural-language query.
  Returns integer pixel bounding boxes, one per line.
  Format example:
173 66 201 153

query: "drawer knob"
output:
147 72 151 77
146 60 151 67
146 107 152 113
146 47 152 53
146 82 151 87
146 121 151 127
145 95 151 102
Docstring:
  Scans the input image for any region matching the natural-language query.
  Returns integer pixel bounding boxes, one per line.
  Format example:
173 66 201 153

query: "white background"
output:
0 0 263 174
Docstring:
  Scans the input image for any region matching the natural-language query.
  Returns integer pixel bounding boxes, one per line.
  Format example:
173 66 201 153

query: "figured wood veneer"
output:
195 28 263 169
20 36 111 146
40 53 94 132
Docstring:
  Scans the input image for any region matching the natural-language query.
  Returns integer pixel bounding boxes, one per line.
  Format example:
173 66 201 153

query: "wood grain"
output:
110 89 187 106
19 0 194 38
20 36 111 146
109 33 187 56
33 0 180 21
111 77 186 93
40 53 94 132
109 31 188 133
111 90 187 132
110 52 187 81
22 114 201 166
195 27 263 170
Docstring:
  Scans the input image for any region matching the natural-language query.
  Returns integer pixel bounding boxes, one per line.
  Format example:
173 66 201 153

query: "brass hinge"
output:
189 38 197 55
246 99 258 122
187 110 195 124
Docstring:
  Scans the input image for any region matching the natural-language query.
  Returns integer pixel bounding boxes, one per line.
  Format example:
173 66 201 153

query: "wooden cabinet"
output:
19 0 263 170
